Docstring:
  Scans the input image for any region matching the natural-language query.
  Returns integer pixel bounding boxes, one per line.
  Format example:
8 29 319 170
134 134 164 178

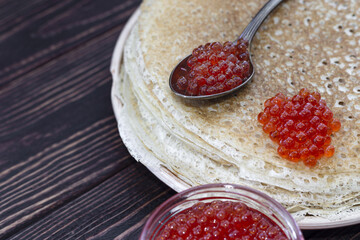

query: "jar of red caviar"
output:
139 183 304 240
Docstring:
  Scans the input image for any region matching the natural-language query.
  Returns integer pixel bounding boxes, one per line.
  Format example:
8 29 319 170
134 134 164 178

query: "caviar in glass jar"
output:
257 88 341 167
175 39 251 96
155 200 287 240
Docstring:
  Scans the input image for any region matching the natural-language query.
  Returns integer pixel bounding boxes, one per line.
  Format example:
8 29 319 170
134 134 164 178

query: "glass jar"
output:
140 183 304 239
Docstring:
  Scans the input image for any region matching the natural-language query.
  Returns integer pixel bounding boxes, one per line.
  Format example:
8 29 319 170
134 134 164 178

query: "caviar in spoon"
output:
175 39 251 96
169 0 284 99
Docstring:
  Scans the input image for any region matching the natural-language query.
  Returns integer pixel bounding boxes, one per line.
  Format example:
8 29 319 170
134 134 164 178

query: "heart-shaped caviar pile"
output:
258 88 341 167
175 39 251 96
156 200 287 240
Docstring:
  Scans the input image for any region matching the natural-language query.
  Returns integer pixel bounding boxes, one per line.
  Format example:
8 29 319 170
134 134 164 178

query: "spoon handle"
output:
240 0 283 43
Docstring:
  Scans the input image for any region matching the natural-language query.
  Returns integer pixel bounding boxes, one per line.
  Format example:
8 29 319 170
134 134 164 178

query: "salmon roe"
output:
155 200 287 240
175 39 251 96
257 88 341 167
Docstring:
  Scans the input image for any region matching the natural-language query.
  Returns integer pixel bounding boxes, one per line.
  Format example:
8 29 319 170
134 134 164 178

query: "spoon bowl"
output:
170 53 255 100
169 55 190 98
169 0 283 100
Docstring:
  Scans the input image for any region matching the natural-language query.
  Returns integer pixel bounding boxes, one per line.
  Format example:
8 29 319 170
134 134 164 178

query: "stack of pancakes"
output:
113 0 360 223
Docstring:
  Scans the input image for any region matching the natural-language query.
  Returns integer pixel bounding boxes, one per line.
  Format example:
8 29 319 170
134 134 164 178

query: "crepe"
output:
114 0 360 222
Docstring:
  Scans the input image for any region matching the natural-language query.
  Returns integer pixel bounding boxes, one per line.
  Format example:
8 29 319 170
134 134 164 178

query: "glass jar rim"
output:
140 183 304 240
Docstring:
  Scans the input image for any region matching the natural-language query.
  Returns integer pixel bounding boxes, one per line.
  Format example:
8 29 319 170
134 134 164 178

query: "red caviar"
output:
175 39 251 96
155 200 287 240
258 88 341 167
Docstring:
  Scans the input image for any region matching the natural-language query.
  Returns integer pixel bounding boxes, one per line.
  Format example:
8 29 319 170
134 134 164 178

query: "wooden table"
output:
0 0 359 239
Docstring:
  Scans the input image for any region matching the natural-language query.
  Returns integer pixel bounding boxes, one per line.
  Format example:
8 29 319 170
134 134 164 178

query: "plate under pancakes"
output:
111 0 360 228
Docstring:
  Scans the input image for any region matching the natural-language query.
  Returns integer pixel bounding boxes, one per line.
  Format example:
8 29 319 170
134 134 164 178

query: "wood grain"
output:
9 163 175 240
0 0 140 87
303 225 360 240
0 25 120 139
0 115 132 239
0 1 139 237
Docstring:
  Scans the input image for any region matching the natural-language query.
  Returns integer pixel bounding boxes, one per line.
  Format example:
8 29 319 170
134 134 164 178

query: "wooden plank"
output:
0 21 123 141
8 163 175 240
302 225 360 240
0 0 141 87
0 22 135 239
0 115 133 239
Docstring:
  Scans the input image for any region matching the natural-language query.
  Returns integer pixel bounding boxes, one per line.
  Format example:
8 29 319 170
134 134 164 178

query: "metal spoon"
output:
169 0 283 100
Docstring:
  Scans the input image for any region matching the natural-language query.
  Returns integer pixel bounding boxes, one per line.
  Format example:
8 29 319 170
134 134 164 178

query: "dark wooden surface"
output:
0 0 359 239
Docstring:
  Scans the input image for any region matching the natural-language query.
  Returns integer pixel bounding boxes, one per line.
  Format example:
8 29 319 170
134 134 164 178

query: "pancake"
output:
114 0 360 222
